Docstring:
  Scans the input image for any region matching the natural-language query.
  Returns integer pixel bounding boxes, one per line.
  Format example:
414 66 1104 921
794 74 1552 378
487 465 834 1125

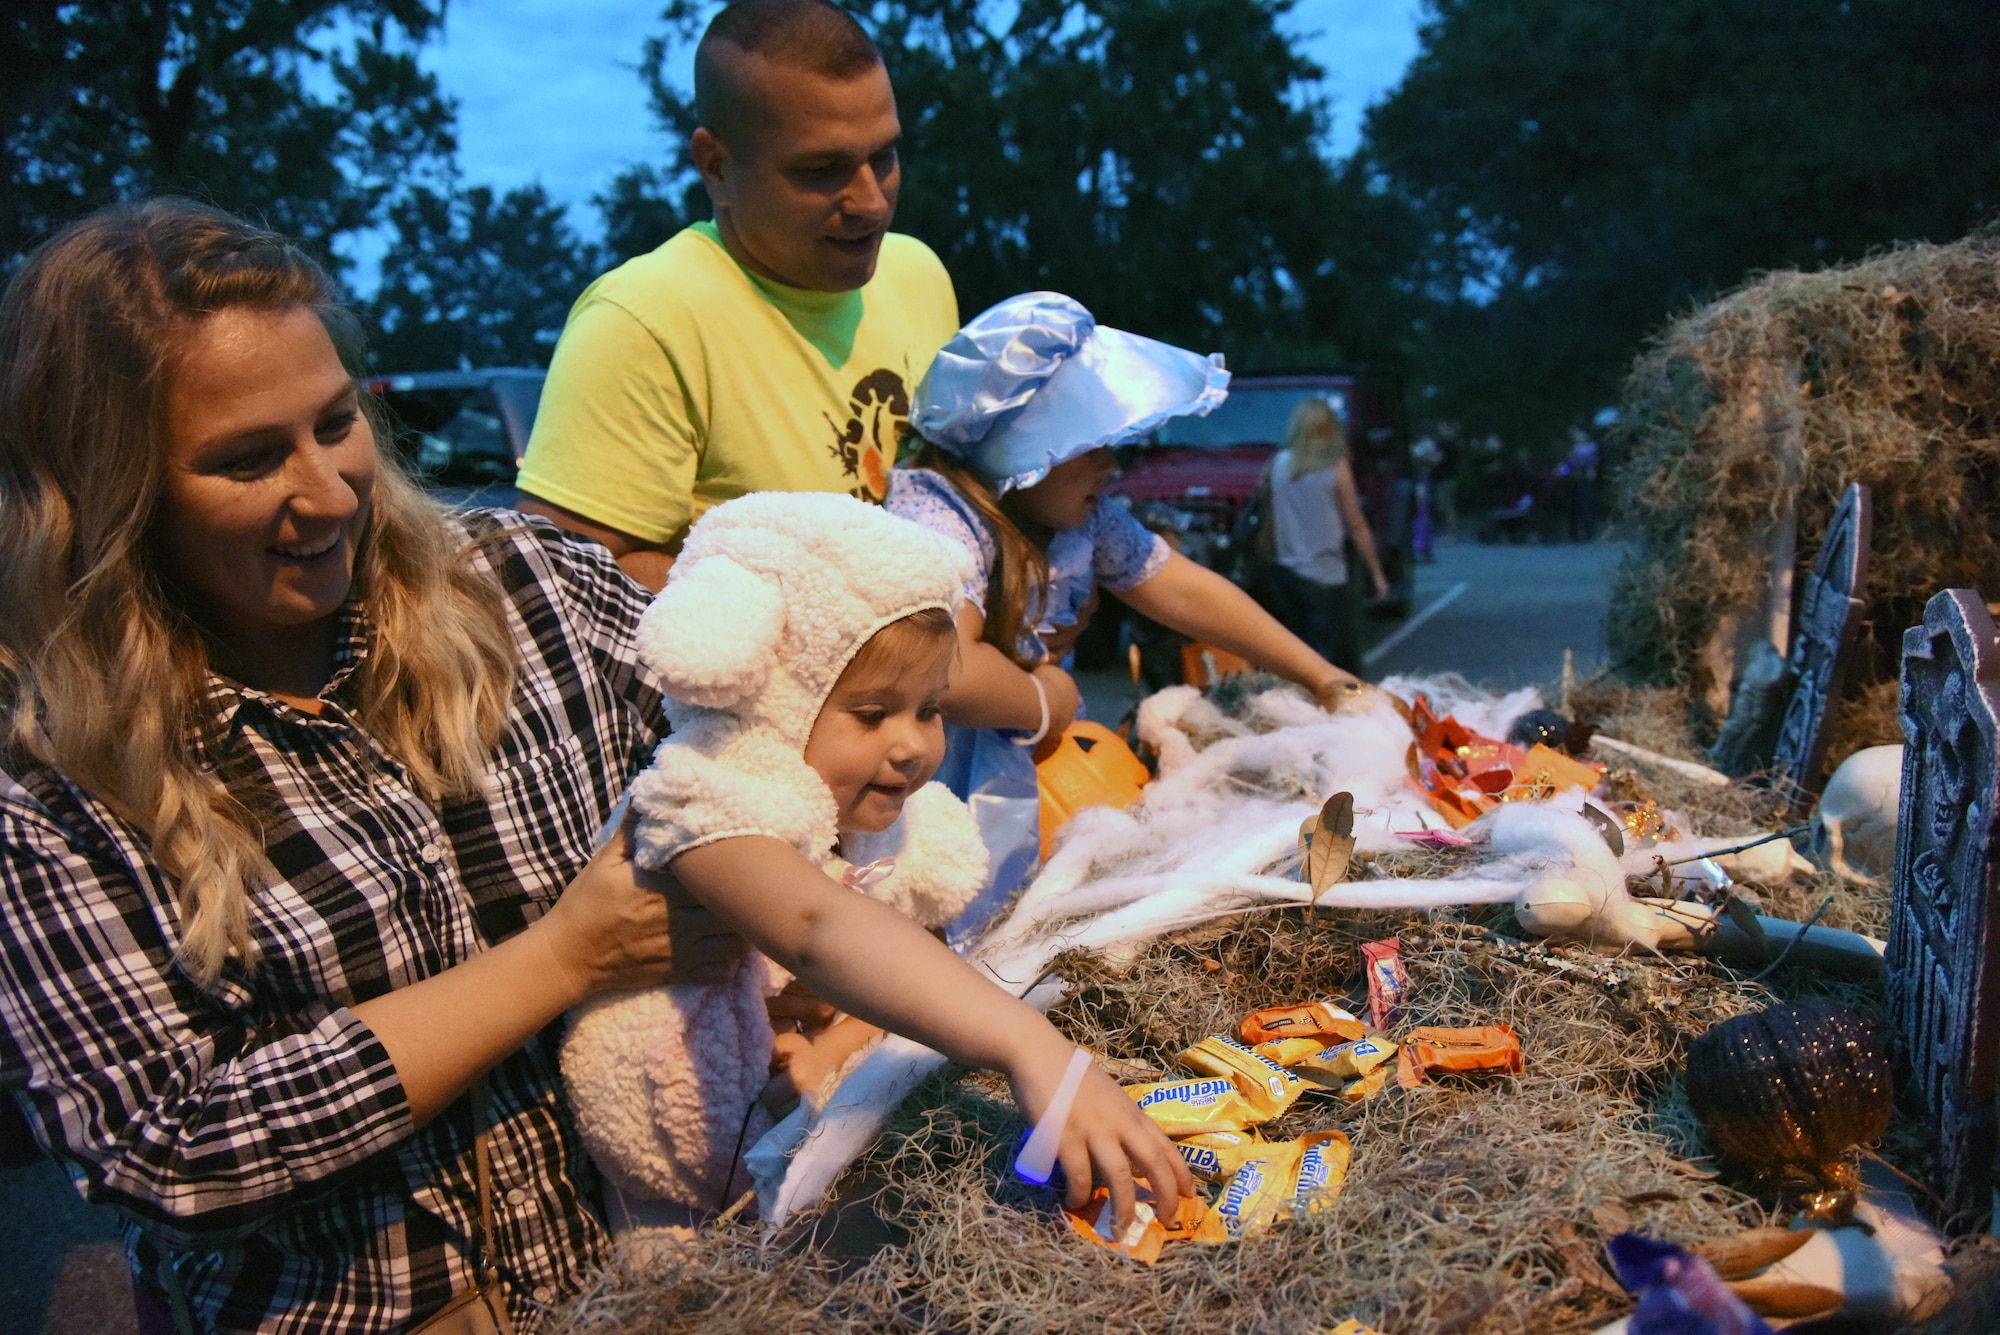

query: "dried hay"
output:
1607 231 2000 760
550 757 1937 1335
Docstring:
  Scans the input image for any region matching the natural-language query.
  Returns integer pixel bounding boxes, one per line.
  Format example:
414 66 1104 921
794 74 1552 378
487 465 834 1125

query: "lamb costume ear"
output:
635 555 785 709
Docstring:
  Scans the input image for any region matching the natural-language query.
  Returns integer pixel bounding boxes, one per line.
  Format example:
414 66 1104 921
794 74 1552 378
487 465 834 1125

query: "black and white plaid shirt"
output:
0 513 665 1332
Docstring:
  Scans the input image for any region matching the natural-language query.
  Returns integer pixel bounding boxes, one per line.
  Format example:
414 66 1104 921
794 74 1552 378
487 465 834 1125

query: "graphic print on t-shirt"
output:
824 367 911 503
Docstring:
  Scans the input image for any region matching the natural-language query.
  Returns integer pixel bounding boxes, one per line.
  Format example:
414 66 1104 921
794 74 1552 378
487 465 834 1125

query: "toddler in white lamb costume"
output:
561 492 990 1217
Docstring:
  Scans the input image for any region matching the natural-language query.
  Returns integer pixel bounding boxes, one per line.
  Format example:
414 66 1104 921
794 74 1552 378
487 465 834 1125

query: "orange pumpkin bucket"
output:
1035 721 1151 859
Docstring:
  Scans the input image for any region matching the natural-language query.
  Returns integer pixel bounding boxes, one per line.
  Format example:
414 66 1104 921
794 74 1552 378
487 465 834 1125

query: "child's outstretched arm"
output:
938 603 1079 737
669 835 1192 1227
1118 550 1361 702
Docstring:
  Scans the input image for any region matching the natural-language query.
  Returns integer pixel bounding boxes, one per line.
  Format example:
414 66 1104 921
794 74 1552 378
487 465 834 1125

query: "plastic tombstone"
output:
1885 589 2000 1221
1769 483 1872 809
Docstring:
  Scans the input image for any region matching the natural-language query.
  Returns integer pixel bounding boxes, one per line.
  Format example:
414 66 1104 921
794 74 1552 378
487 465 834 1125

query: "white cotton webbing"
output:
750 871 1521 1226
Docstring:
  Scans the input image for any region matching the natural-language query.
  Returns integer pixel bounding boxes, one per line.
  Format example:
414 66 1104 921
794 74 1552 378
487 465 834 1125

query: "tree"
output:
1363 0 2000 451
616 0 1417 371
2 1 455 274
368 182 604 369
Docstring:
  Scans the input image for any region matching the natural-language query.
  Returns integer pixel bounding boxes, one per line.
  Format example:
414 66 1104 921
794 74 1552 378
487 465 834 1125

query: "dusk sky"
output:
419 0 1428 230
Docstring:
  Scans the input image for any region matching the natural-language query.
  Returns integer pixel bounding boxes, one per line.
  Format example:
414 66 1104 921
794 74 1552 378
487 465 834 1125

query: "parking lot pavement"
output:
0 1156 134 1335
1363 537 1626 692
1075 537 1625 722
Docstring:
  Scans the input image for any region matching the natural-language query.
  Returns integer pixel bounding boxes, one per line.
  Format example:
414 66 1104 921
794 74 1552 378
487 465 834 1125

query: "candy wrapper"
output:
1178 1035 1306 1119
1293 1036 1396 1087
1290 1130 1352 1218
1328 1321 1386 1335
1174 1129 1266 1183
1127 1077 1262 1135
1395 1025 1524 1088
1200 1131 1352 1240
1342 1064 1392 1103
1064 1186 1210 1264
1362 938 1407 1031
1239 1000 1365 1047
1202 1139 1301 1240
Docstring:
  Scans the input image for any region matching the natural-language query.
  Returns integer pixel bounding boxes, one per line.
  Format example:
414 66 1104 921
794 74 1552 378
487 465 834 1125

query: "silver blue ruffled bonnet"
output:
909 292 1231 493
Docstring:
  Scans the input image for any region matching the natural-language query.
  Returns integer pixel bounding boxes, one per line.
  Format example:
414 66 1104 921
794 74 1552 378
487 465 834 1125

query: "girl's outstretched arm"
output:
938 602 1079 736
670 835 1191 1227
1118 549 1360 698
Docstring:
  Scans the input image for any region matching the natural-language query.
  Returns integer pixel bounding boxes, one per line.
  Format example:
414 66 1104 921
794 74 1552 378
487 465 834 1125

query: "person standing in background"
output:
1260 399 1391 675
516 0 958 590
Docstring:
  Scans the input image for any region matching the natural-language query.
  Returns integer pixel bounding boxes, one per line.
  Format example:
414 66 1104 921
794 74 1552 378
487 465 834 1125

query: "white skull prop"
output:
1811 745 1904 883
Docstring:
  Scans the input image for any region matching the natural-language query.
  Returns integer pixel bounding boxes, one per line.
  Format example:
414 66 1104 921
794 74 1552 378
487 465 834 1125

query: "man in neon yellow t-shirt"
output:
518 0 958 588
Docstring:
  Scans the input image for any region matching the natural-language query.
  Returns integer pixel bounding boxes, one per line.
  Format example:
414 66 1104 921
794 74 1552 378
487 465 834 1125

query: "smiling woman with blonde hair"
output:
0 198 747 1332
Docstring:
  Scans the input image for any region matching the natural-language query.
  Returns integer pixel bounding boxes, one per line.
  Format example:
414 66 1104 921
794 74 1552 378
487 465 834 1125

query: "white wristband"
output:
1013 1047 1094 1184
1013 671 1051 748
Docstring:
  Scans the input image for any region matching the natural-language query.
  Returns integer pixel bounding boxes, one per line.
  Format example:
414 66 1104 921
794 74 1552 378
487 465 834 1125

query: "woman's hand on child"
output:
538 824 749 1003
760 1030 821 1119
767 978 837 1034
1009 1040 1194 1231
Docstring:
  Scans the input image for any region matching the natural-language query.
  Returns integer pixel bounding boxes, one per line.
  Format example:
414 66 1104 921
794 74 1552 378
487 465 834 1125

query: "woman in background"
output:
1260 399 1391 675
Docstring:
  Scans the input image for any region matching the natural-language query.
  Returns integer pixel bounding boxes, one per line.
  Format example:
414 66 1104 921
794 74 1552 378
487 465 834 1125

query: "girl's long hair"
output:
0 199 517 987
1283 399 1349 478
907 442 1049 668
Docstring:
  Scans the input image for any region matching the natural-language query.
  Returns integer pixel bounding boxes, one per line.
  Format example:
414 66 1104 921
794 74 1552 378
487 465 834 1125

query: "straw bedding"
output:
550 761 1936 1334
1606 231 2000 766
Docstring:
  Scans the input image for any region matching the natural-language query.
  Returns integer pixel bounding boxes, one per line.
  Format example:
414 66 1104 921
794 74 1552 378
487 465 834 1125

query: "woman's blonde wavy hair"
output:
1282 398 1349 478
0 199 518 987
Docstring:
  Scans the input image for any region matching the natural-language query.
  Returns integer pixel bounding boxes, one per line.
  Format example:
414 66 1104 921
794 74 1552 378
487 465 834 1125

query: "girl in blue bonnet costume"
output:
886 292 1363 931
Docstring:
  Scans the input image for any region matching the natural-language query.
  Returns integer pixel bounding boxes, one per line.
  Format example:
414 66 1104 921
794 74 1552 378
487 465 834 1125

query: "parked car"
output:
1108 372 1415 611
362 368 544 508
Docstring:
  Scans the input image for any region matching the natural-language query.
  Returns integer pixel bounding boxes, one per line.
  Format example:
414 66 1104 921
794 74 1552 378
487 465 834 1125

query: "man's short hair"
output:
695 0 884 146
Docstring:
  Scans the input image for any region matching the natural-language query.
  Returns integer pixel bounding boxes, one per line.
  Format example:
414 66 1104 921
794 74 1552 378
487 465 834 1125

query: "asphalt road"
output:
0 536 1625 1333
1078 534 1626 722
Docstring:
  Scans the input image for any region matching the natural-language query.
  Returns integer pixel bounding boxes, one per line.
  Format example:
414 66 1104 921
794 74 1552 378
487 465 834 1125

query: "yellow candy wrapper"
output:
1178 1035 1306 1119
1294 1036 1397 1085
1291 1130 1352 1216
1174 1129 1265 1183
1202 1139 1305 1240
1126 1077 1263 1135
1252 1034 1343 1067
1341 1063 1392 1103
1328 1321 1387 1335
1240 1000 1365 1046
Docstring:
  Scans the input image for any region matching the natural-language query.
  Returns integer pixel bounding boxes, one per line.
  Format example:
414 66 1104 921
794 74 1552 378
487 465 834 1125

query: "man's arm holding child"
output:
669 835 1192 1229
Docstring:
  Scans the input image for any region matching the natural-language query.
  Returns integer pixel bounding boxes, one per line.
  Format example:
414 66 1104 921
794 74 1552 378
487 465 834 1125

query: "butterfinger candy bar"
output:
1239 1000 1365 1047
1252 1035 1342 1067
1178 1035 1306 1119
1395 1024 1524 1088
1202 1139 1305 1240
1174 1129 1265 1183
1126 1077 1262 1135
1291 1131 1352 1217
1293 1036 1396 1086
1342 1063 1392 1103
1362 938 1407 1031
1064 1189 1166 1264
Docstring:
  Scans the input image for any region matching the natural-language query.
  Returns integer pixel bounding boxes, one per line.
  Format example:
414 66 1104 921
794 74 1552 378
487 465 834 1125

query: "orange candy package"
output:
1064 1187 1210 1264
1395 1025 1525 1088
1239 1000 1366 1047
